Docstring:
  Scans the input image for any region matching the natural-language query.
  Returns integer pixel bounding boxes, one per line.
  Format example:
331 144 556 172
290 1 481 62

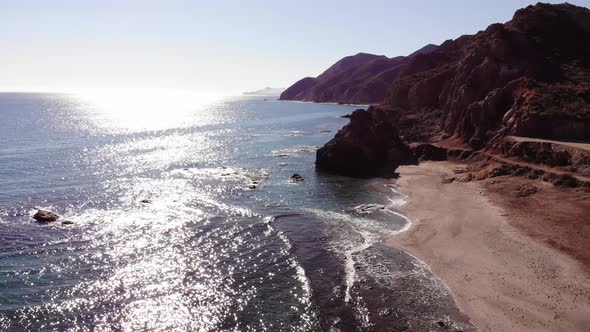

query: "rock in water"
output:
316 107 416 178
351 204 386 214
33 209 60 223
289 174 305 182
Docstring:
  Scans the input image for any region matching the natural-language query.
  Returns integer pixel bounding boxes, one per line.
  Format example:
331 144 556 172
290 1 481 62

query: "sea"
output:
0 91 475 331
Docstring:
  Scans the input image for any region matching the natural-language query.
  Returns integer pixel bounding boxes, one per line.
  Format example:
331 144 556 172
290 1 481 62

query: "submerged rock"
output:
61 220 75 225
139 199 152 204
289 174 305 183
350 203 386 214
316 107 416 178
33 209 60 223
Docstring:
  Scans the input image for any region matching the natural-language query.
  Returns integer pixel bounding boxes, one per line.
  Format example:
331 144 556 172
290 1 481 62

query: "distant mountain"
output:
243 87 285 96
279 45 438 104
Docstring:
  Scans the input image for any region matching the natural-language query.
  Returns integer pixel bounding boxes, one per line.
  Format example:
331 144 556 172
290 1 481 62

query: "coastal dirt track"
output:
508 136 590 152
387 161 590 332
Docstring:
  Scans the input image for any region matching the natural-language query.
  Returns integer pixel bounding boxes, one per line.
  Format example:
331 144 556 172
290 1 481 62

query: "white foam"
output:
301 207 410 303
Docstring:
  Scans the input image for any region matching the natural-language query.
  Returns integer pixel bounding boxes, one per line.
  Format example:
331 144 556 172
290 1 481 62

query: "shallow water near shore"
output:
0 92 474 331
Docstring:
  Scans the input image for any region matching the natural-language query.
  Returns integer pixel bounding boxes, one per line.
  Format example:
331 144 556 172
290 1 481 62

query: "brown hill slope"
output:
279 45 438 104
384 2 590 148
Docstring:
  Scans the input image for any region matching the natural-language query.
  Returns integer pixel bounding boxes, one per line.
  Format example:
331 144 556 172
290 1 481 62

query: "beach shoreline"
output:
386 161 590 332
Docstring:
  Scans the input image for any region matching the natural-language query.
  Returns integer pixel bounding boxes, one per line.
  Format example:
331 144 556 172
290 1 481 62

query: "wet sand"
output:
386 161 590 332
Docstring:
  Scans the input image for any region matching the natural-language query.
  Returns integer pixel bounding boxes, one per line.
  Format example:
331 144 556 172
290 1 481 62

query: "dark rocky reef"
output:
316 107 416 177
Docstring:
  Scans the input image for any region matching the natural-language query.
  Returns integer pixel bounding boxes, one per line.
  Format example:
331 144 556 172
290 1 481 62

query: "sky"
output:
0 0 588 94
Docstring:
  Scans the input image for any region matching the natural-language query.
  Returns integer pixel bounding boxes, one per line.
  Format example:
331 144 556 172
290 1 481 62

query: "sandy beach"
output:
387 161 590 332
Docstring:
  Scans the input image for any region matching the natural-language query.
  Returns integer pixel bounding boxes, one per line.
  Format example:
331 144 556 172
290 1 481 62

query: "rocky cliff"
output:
316 107 416 177
384 3 590 147
312 3 590 177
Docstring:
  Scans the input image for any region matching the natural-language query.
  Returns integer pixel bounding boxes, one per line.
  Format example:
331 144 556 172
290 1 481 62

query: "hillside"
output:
384 2 590 147
313 3 590 177
279 45 438 104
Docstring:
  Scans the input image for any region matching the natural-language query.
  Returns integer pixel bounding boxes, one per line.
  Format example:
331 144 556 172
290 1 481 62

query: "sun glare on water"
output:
70 88 226 133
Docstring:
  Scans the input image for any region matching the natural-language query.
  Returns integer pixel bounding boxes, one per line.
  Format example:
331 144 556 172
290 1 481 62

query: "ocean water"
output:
0 92 474 331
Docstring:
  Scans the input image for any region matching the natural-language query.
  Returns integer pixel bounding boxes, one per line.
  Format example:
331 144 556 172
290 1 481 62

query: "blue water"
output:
0 92 474 331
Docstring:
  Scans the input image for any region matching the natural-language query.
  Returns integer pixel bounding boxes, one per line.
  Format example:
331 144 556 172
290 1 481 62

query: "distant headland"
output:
242 87 285 96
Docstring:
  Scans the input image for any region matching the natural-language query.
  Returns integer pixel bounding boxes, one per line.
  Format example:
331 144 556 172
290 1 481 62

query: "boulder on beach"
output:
33 209 60 223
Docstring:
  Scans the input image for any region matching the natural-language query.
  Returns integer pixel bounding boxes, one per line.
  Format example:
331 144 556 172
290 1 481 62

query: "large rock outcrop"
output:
316 107 416 177
33 209 60 223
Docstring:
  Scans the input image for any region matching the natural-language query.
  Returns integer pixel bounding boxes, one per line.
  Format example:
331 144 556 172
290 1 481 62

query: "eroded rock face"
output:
316 107 416 177
383 3 590 147
410 143 448 161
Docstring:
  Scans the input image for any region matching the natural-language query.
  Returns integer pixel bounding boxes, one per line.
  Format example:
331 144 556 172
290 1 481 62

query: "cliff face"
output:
313 3 590 177
279 45 438 104
385 3 590 146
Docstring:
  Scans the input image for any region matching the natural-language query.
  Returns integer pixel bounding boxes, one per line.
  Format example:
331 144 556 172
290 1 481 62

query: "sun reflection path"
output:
3 166 320 331
71 88 226 133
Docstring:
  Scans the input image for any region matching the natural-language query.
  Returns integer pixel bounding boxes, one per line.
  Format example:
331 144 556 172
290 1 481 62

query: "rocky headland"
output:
243 87 285 96
315 106 416 177
290 2 590 181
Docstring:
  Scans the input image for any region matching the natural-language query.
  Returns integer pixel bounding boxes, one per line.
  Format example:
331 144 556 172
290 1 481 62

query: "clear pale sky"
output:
0 0 587 94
